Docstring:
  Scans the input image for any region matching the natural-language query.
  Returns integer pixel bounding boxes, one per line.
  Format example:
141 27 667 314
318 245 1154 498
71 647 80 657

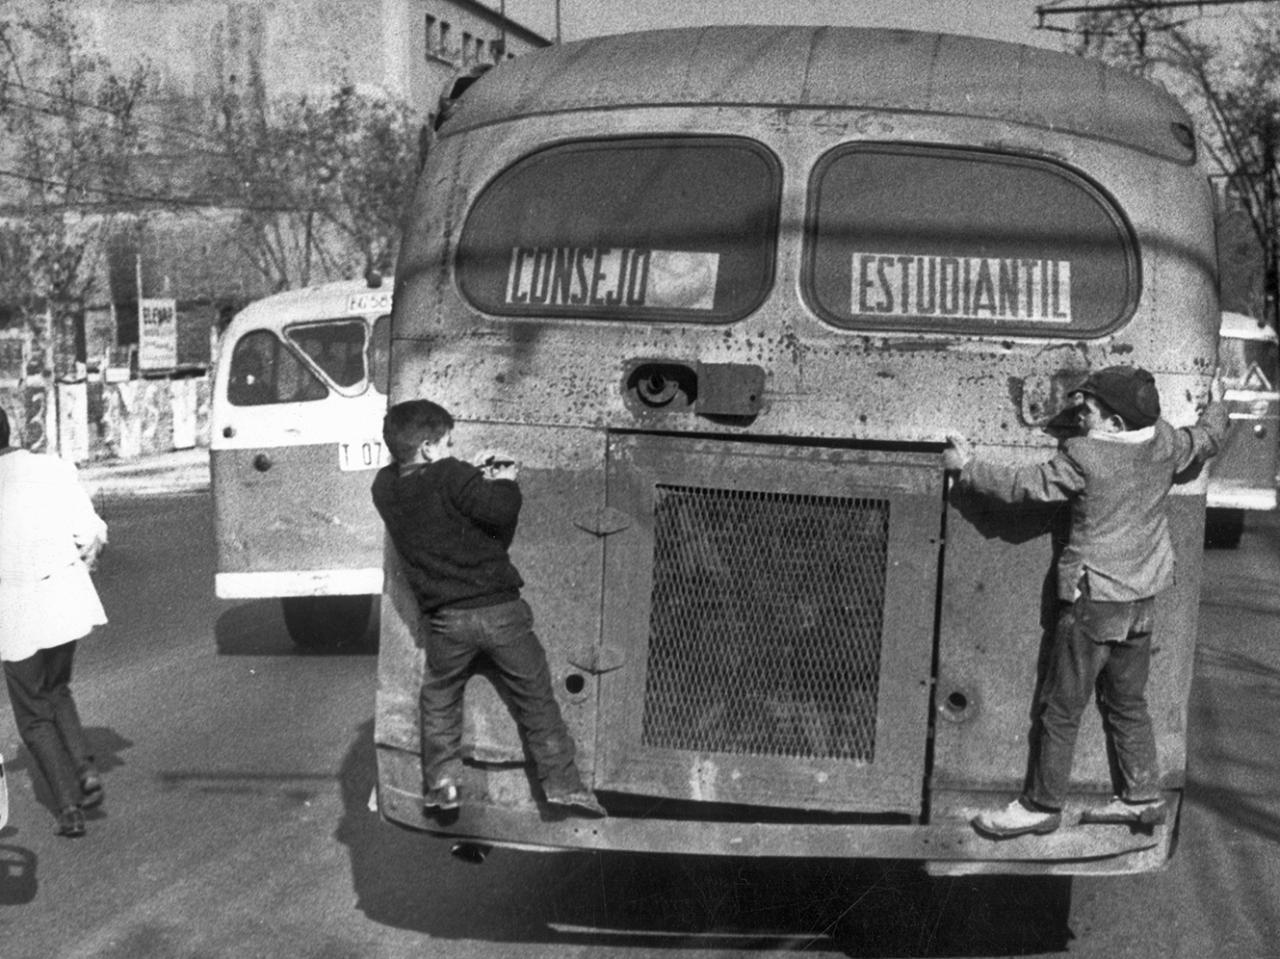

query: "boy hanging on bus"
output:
943 366 1226 838
371 399 606 817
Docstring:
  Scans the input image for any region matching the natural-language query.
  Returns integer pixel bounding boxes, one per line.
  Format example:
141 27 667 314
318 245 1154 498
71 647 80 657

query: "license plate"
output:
338 439 390 471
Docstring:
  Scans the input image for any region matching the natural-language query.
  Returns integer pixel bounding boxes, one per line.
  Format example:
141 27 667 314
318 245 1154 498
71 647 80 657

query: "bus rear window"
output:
804 146 1138 336
458 137 780 323
227 330 328 406
287 320 367 389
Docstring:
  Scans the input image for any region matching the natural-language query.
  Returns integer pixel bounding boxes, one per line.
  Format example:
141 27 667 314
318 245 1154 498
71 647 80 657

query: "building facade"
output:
7 0 549 374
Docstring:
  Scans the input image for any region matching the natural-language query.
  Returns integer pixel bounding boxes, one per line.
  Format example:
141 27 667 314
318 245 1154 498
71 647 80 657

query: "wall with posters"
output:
15 377 210 463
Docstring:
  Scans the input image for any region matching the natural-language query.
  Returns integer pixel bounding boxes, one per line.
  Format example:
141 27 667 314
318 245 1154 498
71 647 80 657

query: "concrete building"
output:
5 0 550 375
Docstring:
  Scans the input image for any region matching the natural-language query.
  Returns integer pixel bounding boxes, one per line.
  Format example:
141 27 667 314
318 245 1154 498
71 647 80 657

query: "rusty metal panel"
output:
596 435 941 813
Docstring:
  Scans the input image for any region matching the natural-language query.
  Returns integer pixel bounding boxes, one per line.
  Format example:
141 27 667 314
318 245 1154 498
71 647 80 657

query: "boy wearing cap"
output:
943 366 1226 839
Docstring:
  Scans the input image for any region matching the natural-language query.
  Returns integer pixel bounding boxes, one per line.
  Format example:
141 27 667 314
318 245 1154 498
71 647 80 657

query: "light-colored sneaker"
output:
1079 796 1166 826
971 798 1062 839
545 788 607 818
423 779 460 812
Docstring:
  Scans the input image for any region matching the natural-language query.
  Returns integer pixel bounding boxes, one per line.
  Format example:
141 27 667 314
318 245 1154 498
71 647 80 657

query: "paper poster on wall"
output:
139 298 178 371
0 329 27 385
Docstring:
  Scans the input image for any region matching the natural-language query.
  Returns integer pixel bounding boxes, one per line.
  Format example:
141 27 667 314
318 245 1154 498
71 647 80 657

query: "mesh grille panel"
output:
641 484 889 761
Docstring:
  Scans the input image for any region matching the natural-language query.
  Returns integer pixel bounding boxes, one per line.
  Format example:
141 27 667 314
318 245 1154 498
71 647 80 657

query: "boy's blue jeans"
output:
1024 590 1161 812
419 598 583 796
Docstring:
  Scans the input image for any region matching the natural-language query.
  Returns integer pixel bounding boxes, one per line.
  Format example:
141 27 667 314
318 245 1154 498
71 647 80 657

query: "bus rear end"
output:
376 27 1217 875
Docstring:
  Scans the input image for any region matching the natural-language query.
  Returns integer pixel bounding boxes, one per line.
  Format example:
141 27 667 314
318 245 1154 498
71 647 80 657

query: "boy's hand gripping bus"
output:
212 279 392 649
376 27 1218 876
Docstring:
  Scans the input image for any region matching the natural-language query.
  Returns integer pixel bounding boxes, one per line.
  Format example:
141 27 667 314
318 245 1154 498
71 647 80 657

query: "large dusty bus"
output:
212 278 392 649
375 27 1218 876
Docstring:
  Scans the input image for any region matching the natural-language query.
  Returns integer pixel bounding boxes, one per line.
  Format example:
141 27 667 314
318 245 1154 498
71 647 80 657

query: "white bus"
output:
211 278 392 648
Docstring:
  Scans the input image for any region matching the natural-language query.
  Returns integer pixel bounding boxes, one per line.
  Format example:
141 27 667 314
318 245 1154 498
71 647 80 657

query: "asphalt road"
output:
0 491 1277 958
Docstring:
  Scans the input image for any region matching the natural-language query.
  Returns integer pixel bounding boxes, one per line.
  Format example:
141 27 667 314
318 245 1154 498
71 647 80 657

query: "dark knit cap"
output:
1072 365 1161 429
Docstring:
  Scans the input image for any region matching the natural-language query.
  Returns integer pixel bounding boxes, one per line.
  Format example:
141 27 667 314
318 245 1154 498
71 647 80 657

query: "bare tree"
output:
211 76 419 291
0 0 150 372
1073 5 1280 325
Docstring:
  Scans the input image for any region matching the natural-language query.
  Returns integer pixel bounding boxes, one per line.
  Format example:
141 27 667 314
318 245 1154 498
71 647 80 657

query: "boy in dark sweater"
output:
372 399 605 817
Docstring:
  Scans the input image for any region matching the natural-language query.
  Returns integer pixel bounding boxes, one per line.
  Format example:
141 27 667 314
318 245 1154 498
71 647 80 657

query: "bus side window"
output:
370 314 391 394
228 330 329 406
287 320 367 389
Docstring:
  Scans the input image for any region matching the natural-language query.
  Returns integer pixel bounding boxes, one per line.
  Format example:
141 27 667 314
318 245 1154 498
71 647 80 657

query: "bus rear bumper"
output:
215 568 383 598
375 750 1177 876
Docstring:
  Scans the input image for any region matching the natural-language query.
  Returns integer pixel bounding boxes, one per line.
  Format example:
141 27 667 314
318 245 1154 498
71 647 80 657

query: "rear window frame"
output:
456 134 784 325
801 143 1142 338
226 328 330 407
285 317 371 395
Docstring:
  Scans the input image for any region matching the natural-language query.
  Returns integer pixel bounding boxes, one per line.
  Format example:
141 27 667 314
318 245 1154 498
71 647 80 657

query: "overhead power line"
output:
0 168 316 214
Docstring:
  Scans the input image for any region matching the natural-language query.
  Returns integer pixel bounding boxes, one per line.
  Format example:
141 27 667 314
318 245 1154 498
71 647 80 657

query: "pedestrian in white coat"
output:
0 408 108 837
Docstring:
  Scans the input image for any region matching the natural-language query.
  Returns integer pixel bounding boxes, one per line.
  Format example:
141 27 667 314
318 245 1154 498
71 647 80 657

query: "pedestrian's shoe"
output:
545 788 607 818
1079 796 1166 826
79 770 105 810
971 798 1061 839
422 779 460 812
55 806 86 838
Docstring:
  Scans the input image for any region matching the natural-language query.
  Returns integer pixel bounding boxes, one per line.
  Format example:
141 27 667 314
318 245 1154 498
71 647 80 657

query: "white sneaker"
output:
423 779 460 812
971 798 1062 838
1079 796 1166 826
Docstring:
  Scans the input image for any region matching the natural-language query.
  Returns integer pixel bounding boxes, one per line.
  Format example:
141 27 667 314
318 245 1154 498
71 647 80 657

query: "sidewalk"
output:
79 446 211 498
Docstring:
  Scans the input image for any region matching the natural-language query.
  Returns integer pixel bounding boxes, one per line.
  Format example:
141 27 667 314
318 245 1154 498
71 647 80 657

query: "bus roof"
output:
230 279 395 328
444 27 1194 163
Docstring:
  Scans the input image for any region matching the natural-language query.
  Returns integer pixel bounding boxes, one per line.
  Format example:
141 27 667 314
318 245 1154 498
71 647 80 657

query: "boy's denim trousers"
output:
419 598 582 795
1024 590 1161 812
3 640 95 811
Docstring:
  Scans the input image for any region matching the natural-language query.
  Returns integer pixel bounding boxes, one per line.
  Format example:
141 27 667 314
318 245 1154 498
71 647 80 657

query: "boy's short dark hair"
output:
383 399 454 463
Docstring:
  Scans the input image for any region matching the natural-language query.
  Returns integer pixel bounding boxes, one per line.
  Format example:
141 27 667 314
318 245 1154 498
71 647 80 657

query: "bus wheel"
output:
1204 508 1245 549
281 595 376 650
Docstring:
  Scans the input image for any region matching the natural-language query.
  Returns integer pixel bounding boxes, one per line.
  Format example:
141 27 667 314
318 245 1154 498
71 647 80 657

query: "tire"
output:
280 595 376 650
1204 507 1245 549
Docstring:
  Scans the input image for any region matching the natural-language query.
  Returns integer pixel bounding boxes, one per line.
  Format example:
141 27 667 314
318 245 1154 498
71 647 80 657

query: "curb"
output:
80 449 211 499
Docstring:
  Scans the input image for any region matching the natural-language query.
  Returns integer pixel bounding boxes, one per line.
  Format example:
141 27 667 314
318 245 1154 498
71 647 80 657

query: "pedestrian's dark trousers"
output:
419 598 581 795
1024 587 1161 812
3 641 94 810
